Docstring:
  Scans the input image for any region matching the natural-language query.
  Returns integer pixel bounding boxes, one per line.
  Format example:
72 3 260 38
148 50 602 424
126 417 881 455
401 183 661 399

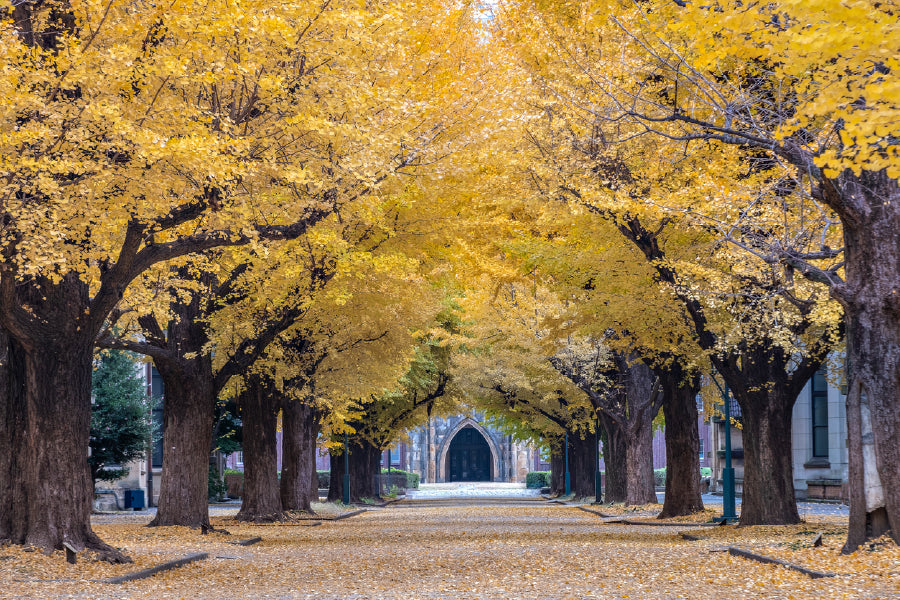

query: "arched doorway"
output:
447 426 492 482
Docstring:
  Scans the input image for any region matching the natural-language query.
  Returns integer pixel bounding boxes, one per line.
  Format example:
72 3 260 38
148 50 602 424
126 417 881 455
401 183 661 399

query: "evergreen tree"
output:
89 351 153 485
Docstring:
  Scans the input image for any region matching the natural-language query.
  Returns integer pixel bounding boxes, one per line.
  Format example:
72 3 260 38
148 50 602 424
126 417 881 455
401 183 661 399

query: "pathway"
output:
11 495 892 599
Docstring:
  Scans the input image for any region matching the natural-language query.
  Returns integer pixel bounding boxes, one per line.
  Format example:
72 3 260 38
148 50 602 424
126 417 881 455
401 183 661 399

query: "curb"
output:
328 509 367 520
229 537 262 546
103 552 208 584
575 505 721 527
727 546 836 579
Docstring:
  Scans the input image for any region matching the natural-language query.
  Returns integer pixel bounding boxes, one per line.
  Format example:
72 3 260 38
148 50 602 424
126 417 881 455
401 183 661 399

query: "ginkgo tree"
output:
0 0 489 558
495 0 898 549
493 3 849 527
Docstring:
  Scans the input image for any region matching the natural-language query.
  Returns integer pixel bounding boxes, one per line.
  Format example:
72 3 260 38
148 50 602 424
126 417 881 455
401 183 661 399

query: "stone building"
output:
404 415 542 483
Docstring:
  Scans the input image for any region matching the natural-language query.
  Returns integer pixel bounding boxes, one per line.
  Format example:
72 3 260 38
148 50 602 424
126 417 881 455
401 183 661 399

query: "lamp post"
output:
564 432 571 496
712 376 737 523
594 416 602 504
343 431 351 505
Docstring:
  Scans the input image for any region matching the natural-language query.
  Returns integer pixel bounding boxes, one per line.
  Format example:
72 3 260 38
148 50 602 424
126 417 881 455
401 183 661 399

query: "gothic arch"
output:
436 418 501 482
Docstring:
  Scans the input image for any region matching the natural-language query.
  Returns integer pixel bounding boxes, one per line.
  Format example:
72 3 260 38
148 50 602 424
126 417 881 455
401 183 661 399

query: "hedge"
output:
315 469 420 490
526 471 551 488
381 468 419 489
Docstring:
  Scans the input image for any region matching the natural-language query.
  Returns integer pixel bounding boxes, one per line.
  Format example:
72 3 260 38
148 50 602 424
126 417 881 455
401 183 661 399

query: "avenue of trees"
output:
0 0 896 560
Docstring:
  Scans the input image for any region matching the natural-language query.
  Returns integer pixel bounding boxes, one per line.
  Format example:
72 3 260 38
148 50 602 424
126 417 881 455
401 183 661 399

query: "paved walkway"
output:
697 492 849 518
56 494 886 599
405 482 542 499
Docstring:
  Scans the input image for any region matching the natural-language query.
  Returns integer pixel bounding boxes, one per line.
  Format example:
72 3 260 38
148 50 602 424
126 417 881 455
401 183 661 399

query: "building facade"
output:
404 415 541 483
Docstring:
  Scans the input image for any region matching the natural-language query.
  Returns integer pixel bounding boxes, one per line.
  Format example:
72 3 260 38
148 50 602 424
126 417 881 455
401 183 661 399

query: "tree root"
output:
234 511 295 524
79 533 133 564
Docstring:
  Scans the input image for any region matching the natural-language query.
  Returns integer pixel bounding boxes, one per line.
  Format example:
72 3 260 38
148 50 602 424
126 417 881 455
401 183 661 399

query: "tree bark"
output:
348 437 381 502
235 378 284 522
280 401 320 513
0 330 27 545
549 446 565 496
0 277 129 561
622 359 658 506
716 345 811 526
147 355 216 528
327 446 346 503
734 386 799 525
655 365 704 518
567 431 597 498
834 170 900 550
599 413 626 503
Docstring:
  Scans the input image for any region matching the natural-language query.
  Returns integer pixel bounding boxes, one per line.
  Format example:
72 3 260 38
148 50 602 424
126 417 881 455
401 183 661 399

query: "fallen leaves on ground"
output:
1 502 897 599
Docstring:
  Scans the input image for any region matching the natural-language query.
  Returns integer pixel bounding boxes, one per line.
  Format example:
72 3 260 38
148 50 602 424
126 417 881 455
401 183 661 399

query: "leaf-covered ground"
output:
2 500 897 599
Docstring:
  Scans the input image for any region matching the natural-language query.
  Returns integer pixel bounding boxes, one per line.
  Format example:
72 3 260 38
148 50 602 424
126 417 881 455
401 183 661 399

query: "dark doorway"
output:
447 426 492 482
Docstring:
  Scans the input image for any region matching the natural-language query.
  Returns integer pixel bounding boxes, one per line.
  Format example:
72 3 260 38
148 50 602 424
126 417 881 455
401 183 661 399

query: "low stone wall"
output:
805 479 846 502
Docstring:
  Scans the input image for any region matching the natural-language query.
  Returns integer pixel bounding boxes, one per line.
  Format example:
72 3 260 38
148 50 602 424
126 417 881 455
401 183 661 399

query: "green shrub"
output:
317 470 330 489
654 468 666 487
381 468 419 489
208 465 227 500
526 471 551 488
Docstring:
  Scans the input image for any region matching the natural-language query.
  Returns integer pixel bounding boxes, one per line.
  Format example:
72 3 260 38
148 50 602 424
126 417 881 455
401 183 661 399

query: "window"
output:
698 437 705 458
811 370 829 458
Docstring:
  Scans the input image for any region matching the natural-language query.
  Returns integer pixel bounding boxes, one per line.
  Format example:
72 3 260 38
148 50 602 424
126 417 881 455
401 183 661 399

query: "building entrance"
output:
447 426 492 482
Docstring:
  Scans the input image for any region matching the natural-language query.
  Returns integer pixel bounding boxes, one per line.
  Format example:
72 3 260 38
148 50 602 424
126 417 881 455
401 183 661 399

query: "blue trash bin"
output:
124 489 145 511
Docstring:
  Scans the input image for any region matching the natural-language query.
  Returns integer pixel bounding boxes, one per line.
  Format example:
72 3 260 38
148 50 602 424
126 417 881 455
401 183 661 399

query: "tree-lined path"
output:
3 499 896 599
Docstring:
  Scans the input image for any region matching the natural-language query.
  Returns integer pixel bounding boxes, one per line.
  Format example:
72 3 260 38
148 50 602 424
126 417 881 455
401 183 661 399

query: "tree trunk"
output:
733 386 800 525
568 431 597 498
148 357 216 528
235 378 283 522
623 360 658 506
348 438 381 503
280 401 319 513
599 413 626 503
835 171 900 550
327 445 345 502
0 277 128 561
549 447 564 496
656 365 704 518
0 330 27 545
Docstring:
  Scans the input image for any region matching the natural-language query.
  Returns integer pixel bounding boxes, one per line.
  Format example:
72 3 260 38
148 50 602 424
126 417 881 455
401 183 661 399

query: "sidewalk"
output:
405 482 542 499
697 492 849 518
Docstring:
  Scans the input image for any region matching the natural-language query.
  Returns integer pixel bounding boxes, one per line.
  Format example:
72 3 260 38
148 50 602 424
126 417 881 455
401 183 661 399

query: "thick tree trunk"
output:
325 437 379 503
568 431 597 498
656 366 704 518
733 387 800 525
327 446 346 502
148 358 216 528
236 378 284 522
0 278 128 561
549 447 565 496
599 413 626 503
711 341 818 526
348 438 381 502
280 401 320 513
0 330 27 545
623 360 658 506
624 423 656 506
836 171 900 550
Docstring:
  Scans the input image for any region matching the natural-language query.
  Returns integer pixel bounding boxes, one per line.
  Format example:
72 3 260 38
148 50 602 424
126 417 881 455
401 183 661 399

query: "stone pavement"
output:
405 482 542 499
697 492 849 518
